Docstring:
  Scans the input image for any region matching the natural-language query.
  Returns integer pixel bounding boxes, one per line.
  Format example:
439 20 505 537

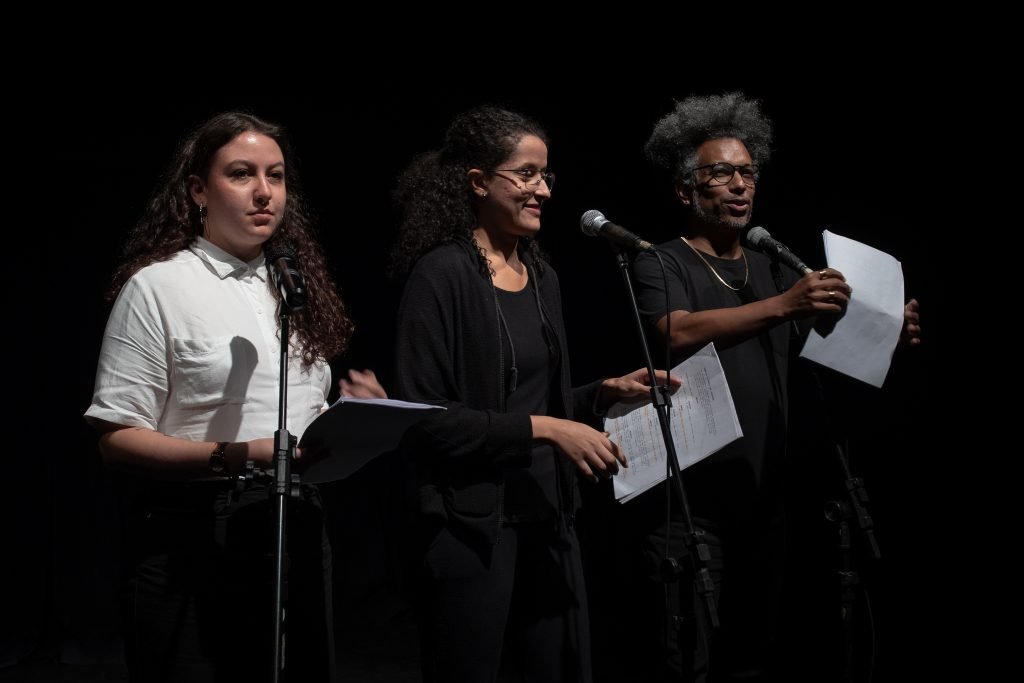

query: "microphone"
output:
742 226 812 275
265 242 308 311
580 210 656 252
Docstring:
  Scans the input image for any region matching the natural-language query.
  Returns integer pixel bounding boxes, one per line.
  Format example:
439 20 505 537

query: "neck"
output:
473 226 521 272
204 234 261 263
686 223 743 259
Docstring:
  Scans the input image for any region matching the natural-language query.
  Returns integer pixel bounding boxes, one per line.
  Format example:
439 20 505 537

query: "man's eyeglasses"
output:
492 168 556 193
692 162 758 187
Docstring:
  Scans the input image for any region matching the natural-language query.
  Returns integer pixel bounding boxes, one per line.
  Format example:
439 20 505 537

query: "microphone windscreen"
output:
580 209 606 236
264 241 297 264
743 226 771 248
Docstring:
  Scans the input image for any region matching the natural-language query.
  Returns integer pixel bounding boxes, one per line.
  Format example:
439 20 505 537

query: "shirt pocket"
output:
171 335 257 408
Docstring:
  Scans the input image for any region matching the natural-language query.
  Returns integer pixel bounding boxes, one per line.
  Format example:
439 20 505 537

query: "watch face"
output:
210 443 228 474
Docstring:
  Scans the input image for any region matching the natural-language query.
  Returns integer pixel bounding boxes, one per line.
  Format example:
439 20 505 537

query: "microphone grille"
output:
743 226 771 248
580 209 606 236
264 241 297 264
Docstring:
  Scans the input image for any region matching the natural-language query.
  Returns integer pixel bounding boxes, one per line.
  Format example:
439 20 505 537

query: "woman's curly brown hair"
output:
390 105 549 279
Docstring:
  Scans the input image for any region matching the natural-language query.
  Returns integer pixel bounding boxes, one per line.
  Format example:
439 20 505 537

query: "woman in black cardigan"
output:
391 105 676 683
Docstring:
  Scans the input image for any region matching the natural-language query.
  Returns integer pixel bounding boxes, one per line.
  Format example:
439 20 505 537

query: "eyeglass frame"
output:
691 162 759 187
491 167 556 193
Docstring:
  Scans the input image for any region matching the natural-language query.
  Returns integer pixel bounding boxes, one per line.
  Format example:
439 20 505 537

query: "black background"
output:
14 72 951 681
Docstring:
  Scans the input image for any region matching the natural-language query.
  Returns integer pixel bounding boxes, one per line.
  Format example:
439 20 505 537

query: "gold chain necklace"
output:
680 237 749 292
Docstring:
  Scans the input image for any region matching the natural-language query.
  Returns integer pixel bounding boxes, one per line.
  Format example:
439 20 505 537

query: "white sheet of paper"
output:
298 397 444 483
605 344 742 503
799 230 905 388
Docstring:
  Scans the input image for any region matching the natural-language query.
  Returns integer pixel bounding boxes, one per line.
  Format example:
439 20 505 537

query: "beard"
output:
692 200 750 231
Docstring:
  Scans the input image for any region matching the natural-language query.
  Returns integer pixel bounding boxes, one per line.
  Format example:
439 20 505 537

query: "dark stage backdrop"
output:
24 81 946 681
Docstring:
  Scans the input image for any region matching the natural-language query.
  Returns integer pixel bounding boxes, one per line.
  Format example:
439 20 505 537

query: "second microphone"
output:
580 210 656 252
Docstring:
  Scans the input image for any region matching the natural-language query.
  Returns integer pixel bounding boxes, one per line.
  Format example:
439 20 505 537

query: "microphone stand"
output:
770 256 881 679
611 247 719 647
824 440 880 683
768 249 882 680
833 441 880 561
269 305 302 683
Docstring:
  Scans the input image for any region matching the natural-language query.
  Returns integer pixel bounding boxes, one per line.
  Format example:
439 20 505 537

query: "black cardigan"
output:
394 239 602 544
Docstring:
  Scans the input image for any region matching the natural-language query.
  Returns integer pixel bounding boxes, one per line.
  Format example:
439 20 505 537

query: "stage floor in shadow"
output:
0 610 421 683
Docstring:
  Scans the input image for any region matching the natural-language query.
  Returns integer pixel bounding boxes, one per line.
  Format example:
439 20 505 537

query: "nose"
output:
726 169 748 192
254 174 272 205
534 178 552 200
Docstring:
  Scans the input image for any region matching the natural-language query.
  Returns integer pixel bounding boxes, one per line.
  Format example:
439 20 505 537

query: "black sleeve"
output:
632 247 693 327
393 268 532 468
571 379 606 428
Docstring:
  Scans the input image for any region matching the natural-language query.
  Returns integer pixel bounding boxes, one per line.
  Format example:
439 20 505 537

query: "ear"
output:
467 169 489 199
187 174 206 208
675 180 693 207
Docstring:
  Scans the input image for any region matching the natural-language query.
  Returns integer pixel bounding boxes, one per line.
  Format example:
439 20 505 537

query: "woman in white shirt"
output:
85 111 382 683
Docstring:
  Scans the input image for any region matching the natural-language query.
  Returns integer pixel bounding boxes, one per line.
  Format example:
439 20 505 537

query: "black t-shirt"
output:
632 238 801 523
496 285 559 522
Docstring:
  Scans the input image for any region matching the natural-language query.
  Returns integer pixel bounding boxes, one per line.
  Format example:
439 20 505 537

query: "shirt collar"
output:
191 237 268 282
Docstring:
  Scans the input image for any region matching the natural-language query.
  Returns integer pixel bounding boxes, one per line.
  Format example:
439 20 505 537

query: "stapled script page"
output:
606 343 742 503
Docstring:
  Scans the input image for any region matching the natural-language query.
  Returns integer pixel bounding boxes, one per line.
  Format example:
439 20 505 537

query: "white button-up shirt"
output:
85 237 330 443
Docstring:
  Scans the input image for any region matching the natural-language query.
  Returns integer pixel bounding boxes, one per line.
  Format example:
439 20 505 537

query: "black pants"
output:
120 482 334 683
417 518 592 683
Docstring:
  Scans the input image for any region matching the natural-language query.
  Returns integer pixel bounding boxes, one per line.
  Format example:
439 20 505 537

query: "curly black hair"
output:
107 111 353 366
390 105 549 279
645 92 773 186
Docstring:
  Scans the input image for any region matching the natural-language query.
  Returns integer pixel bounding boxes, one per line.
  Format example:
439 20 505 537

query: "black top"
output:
496 285 559 522
632 238 802 523
393 239 603 544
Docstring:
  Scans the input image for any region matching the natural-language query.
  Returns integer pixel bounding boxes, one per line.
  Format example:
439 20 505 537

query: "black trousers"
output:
417 518 592 683
120 482 335 683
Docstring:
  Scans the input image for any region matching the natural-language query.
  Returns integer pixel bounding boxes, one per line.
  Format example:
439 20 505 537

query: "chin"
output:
252 226 279 240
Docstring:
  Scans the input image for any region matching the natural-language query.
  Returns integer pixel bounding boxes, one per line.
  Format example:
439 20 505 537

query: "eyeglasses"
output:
692 162 758 187
492 168 556 193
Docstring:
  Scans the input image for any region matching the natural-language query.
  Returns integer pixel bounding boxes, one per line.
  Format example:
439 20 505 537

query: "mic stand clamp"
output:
823 499 862 604
835 442 880 561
